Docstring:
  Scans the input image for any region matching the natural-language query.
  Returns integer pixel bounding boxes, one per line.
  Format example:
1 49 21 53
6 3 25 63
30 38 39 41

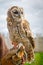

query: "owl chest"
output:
13 26 18 34
14 24 26 38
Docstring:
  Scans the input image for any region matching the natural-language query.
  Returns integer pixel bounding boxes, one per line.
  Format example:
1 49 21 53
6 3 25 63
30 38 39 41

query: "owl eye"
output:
21 12 23 14
13 11 18 14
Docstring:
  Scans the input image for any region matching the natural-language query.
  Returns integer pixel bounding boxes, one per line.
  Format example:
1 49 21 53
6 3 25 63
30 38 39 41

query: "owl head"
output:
7 6 24 22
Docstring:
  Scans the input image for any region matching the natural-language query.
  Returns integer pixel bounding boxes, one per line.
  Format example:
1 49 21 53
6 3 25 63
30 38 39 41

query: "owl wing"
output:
23 20 35 49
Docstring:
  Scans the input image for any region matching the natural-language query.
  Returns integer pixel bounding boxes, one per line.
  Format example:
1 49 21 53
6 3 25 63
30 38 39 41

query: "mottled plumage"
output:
7 6 35 63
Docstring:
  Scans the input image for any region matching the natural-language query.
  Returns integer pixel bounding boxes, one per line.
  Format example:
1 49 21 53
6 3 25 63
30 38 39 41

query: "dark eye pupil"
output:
13 11 18 14
21 12 23 14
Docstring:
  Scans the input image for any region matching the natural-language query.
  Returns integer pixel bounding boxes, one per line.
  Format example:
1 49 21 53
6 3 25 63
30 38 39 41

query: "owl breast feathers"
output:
7 6 35 63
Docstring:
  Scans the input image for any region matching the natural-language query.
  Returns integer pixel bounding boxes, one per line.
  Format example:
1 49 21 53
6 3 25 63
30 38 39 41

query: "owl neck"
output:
14 19 22 25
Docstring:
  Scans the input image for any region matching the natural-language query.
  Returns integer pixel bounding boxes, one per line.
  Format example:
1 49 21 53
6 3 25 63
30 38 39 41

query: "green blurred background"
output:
24 52 43 65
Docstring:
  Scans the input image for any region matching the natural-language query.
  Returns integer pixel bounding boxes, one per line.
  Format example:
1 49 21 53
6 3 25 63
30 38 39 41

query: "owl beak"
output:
18 12 21 18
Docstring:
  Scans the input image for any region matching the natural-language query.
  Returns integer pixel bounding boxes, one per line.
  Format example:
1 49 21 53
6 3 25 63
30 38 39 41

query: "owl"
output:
7 6 35 63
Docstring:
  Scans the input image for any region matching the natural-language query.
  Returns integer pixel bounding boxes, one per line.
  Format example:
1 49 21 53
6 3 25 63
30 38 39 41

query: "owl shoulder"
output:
7 17 12 22
22 19 30 29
